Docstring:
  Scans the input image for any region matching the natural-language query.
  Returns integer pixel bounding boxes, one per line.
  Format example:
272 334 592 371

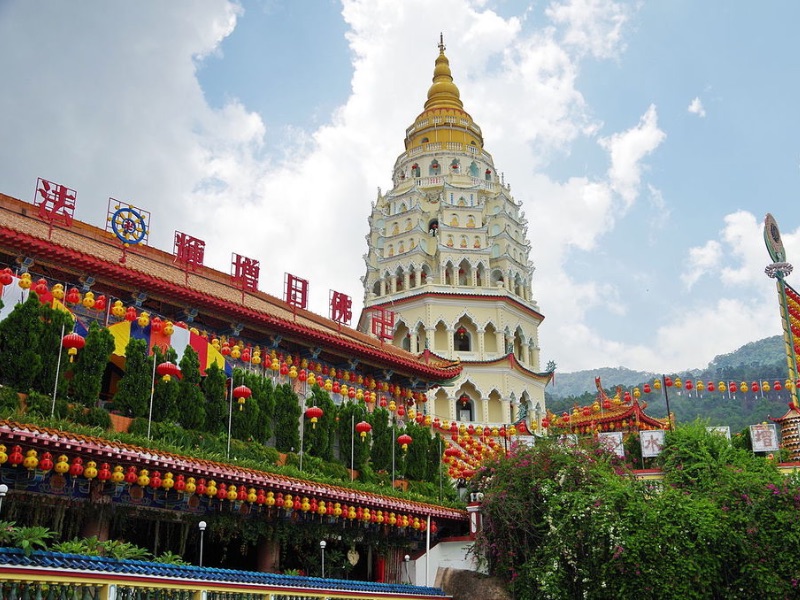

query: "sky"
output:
1 0 798 374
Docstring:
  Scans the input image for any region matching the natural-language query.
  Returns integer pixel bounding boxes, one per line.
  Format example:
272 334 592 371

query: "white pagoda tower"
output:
358 37 552 431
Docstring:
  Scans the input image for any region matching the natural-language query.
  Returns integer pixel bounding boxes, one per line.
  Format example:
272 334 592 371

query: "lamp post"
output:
198 520 207 567
50 322 66 418
404 554 411 584
0 484 8 514
320 540 326 578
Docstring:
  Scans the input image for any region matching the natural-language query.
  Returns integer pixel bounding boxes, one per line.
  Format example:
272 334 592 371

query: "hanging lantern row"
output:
1 268 437 406
0 445 439 531
641 378 800 395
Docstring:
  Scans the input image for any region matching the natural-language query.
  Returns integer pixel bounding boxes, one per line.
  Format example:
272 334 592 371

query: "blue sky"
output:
0 0 798 373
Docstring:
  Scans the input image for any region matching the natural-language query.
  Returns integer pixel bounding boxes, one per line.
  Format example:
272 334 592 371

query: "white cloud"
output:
0 0 786 377
598 104 666 208
688 96 706 117
682 240 722 289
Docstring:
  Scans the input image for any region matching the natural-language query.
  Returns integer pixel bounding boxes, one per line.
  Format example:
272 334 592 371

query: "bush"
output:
25 391 68 419
0 386 21 414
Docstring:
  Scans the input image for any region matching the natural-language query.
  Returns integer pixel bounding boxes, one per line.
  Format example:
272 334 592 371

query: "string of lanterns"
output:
0 444 438 533
0 267 431 405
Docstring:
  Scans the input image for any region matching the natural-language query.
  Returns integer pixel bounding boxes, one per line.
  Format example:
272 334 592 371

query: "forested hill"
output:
546 336 789 434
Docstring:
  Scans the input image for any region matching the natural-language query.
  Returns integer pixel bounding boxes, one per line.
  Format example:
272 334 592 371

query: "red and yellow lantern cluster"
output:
0 443 439 533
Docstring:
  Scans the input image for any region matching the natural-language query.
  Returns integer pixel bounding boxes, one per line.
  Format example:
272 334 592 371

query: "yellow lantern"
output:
227 485 238 502
740 382 748 393
111 300 125 318
111 466 125 484
718 381 726 392
137 312 150 328
185 477 197 495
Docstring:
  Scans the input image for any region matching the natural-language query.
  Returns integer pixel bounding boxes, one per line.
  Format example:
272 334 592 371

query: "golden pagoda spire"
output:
424 34 464 111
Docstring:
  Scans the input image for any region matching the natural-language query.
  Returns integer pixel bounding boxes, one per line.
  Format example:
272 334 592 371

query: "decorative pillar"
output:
476 328 485 358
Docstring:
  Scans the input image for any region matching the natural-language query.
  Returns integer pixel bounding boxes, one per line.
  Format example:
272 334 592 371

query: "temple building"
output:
359 37 553 432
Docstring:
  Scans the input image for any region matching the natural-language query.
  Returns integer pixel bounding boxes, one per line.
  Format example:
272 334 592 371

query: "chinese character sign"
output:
34 178 76 227
706 426 731 441
371 307 395 341
231 253 260 292
640 430 665 458
598 432 625 457
330 290 352 325
173 232 205 269
750 423 779 453
284 273 309 310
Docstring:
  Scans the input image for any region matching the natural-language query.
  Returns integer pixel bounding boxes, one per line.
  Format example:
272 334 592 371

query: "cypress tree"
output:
177 346 205 430
70 321 114 407
0 293 44 391
201 362 227 435
113 338 151 418
273 382 301 453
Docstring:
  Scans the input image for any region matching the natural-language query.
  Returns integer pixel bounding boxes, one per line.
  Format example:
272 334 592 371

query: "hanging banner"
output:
750 423 780 453
706 426 731 440
640 429 666 458
598 431 625 457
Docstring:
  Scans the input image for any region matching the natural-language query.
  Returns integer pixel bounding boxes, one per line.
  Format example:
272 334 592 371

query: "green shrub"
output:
0 386 21 413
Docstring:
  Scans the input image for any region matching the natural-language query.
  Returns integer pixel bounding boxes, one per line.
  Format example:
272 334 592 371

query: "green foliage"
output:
305 386 337 462
201 362 227 434
176 346 205 430
69 321 115 407
113 338 151 417
100 539 152 561
369 407 392 472
31 303 73 397
24 390 67 419
0 386 21 414
153 550 190 565
69 405 112 429
476 422 800 599
0 524 54 556
0 294 45 392
246 370 275 444
273 382 301 452
335 400 370 470
152 346 180 423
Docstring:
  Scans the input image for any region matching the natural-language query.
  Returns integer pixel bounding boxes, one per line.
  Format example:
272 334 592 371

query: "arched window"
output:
411 163 421 177
454 326 471 351
458 393 474 422
429 160 441 175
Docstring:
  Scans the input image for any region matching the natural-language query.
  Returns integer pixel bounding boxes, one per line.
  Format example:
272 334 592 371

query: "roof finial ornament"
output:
439 32 445 53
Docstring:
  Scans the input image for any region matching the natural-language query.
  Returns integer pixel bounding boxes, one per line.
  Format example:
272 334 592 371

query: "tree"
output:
474 422 800 599
248 372 275 444
176 346 205 430
273 382 300 452
336 401 370 472
0 293 44 391
113 338 151 418
31 302 73 397
402 419 431 481
201 362 227 434
151 346 179 423
368 407 392 472
70 321 114 407
305 386 336 462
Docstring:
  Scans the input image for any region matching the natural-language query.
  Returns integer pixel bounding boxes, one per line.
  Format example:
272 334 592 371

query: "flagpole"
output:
50 321 66 418
147 352 157 439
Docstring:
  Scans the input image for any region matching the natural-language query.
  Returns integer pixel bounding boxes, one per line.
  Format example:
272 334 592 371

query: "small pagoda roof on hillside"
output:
547 376 670 434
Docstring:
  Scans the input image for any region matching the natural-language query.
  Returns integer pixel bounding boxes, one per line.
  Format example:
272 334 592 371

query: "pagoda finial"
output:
439 32 445 53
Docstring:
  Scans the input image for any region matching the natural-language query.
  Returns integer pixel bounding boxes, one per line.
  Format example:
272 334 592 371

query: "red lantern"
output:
93 295 106 311
174 474 186 493
685 380 693 391
62 332 86 362
707 382 715 392
643 383 651 394
233 384 252 411
34 279 49 297
751 382 759 393
397 433 413 451
775 380 783 391
305 405 323 428
39 452 54 472
97 463 112 481
150 471 162 489
0 268 12 286
355 420 372 441
124 306 137 321
124 466 138 484
8 445 23 467
664 377 673 387
156 361 181 382
66 287 81 305
69 456 84 477
396 405 405 417
150 317 163 334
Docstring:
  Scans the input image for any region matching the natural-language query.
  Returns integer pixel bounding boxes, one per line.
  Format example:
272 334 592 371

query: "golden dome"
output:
424 35 464 111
